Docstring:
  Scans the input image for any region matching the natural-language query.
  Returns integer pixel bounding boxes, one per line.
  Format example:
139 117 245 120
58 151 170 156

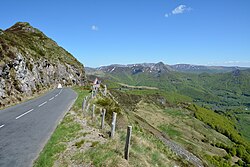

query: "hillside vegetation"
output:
0 22 86 108
86 63 250 166
87 64 250 141
109 88 250 166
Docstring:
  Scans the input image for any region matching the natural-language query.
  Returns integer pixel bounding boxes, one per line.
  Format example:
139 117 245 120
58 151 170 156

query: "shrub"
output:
95 97 121 123
236 159 244 166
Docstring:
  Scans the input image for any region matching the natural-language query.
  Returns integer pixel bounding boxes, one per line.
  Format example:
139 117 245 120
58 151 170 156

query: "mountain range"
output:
86 62 248 75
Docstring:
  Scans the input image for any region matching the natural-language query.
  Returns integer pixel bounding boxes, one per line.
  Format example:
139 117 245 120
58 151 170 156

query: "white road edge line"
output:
15 109 34 120
38 101 47 107
55 94 58 97
0 124 5 129
49 97 54 101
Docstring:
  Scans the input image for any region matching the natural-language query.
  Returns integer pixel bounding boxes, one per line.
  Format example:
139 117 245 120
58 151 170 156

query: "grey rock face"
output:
0 78 6 98
0 51 85 107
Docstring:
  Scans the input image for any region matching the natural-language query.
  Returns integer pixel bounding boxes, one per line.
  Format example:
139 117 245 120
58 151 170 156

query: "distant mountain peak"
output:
15 22 31 27
156 61 165 66
6 22 38 33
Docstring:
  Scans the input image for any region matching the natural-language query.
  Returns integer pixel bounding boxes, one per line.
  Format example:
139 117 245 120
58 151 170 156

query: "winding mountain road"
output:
0 88 77 167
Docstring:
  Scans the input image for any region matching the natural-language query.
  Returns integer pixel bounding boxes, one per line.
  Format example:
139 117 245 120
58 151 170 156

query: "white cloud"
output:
172 5 191 15
165 4 191 18
224 60 240 64
208 61 250 67
91 25 98 31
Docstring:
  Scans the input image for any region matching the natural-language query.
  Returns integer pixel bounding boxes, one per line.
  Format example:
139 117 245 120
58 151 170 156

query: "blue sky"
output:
1 0 250 67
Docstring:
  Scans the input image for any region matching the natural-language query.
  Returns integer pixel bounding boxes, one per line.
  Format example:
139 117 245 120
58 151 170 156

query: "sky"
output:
0 0 250 67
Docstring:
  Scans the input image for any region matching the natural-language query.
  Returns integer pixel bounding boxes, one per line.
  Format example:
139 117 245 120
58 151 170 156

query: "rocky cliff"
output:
0 22 86 108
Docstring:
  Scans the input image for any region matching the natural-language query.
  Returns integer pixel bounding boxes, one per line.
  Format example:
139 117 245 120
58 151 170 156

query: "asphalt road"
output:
0 88 77 167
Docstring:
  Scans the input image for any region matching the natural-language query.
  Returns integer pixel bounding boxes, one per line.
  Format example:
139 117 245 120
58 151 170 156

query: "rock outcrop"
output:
0 22 86 107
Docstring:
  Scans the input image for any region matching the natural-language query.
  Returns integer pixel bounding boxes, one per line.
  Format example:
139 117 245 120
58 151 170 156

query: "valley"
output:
86 62 250 166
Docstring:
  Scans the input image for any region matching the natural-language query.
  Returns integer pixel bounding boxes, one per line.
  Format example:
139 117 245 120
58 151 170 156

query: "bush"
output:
224 154 231 160
236 145 245 157
206 155 231 167
95 97 121 123
229 147 237 156
236 159 244 166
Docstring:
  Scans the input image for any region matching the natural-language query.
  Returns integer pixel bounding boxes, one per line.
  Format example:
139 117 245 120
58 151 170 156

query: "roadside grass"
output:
71 124 185 167
34 113 81 167
71 86 91 111
34 87 89 167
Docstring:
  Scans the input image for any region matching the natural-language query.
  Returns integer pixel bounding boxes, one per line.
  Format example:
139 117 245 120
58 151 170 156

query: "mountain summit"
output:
0 22 86 107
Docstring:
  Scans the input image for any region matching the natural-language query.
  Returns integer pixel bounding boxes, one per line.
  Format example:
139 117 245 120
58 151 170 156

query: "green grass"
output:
71 121 188 167
151 151 166 167
71 140 118 167
34 87 89 167
130 124 190 166
163 108 188 117
159 124 182 139
90 141 99 147
34 114 81 167
72 86 90 111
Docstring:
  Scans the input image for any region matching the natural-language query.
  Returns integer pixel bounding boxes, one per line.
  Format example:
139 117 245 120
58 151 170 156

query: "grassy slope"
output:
109 87 250 166
34 86 190 167
1 22 83 69
100 69 250 142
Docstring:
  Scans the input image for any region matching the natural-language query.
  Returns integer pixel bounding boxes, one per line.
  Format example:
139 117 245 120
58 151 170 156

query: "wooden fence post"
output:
101 109 106 129
92 104 95 119
86 103 90 112
82 99 86 112
111 112 117 138
124 126 132 160
104 85 107 96
95 87 98 95
91 90 94 99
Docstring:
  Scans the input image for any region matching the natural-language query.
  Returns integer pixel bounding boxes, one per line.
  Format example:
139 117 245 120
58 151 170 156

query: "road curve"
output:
0 88 77 167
